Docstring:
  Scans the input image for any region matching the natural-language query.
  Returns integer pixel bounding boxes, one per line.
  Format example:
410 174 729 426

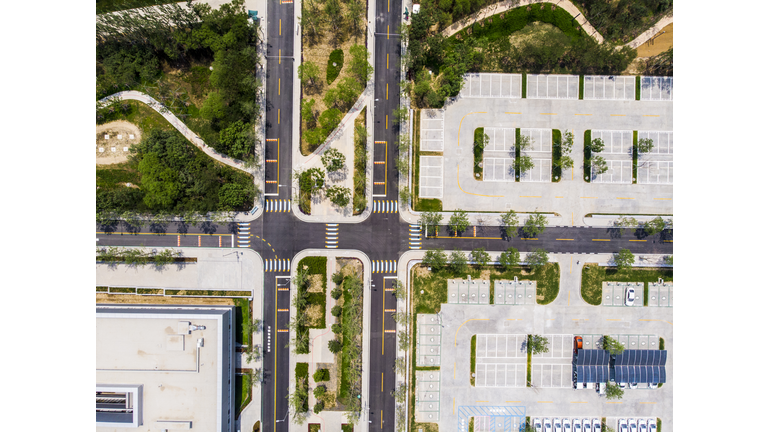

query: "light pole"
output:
276 410 289 423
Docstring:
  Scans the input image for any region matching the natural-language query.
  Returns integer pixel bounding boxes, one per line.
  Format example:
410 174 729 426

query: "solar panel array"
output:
613 350 668 384
574 349 610 383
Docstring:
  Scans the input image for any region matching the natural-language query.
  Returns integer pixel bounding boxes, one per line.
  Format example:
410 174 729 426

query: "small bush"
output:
328 338 343 353
332 271 344 285
332 323 342 334
331 305 342 317
313 385 327 398
313 400 325 414
331 287 343 300
326 49 344 84
313 368 330 382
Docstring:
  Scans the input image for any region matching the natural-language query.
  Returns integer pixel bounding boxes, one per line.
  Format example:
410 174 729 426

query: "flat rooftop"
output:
96 305 234 432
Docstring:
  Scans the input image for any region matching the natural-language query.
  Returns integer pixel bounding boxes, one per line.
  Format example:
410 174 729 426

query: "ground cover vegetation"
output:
97 0 262 163
552 130 574 180
96 129 256 219
299 0 371 155
581 264 672 305
289 362 310 423
403 3 636 108
337 270 364 420
97 0 177 14
353 107 369 214
578 0 673 43
290 257 328 354
473 128 487 179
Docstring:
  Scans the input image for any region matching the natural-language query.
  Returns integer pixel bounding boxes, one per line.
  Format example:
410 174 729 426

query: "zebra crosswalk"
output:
372 260 397 273
237 223 250 248
373 200 398 213
325 224 339 249
408 224 422 249
265 199 291 212
265 259 291 272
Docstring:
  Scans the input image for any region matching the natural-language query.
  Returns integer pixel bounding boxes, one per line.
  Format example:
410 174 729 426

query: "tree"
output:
499 247 520 271
418 211 443 236
614 249 635 270
393 280 406 299
391 383 407 404
399 186 412 206
200 90 225 121
328 338 343 353
288 377 309 422
500 209 518 238
318 108 342 134
331 305 342 317
296 167 325 194
326 186 351 207
394 357 406 375
448 209 470 235
602 335 625 355
331 323 342 334
397 329 411 352
219 120 254 160
644 216 666 236
517 133 532 152
423 248 447 270
615 216 638 234
321 147 346 172
298 61 321 89
392 311 411 326
515 155 535 175
529 335 549 355
587 137 605 153
449 249 468 273
153 248 175 268
301 98 318 128
605 382 624 400
349 44 373 84
470 248 491 266
526 249 549 267
313 400 325 414
218 183 252 211
554 130 574 170
523 214 547 237
591 155 609 176
392 106 409 126
664 255 673 265
313 368 330 382
637 137 654 154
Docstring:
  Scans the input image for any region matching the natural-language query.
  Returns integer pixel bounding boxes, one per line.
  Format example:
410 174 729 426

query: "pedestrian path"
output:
372 260 397 274
237 223 250 248
264 198 291 213
373 200 398 213
325 224 339 249
264 258 291 272
408 224 422 249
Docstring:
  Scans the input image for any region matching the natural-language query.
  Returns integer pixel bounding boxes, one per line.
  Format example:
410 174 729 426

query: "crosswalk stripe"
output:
384 330 396 333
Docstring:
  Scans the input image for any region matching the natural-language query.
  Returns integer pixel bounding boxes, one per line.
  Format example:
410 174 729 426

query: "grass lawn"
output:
469 418 475 432
521 73 527 98
233 298 252 346
97 162 141 190
353 106 367 215
235 373 252 417
632 130 638 184
327 50 344 84
342 425 354 432
473 128 484 179
296 362 309 412
470 335 477 386
579 75 584 99
526 335 532 386
298 257 327 329
552 129 562 181
583 130 592 182
309 425 321 432
635 76 641 100
97 100 175 136
581 264 673 306
659 337 665 350
338 274 363 409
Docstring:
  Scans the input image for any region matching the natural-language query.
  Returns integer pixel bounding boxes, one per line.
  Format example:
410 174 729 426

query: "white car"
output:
555 418 562 432
629 382 638 389
545 418 553 432
583 418 592 432
618 419 628 432
564 419 572 432
649 421 657 432
649 382 658 389
619 382 627 389
625 287 635 306
573 418 582 432
534 418 543 432
639 419 648 432
593 419 601 432
629 418 638 432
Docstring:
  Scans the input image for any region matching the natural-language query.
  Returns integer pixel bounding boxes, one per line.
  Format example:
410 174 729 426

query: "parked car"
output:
545 418 553 432
573 418 582 432
639 419 648 432
619 382 627 389
534 418 543 432
618 419 628 432
649 421 657 432
583 418 592 432
555 418 562 432
649 382 658 389
574 336 583 352
593 419 601 432
596 382 606 395
629 418 638 432
563 418 572 432
625 287 635 306
629 382 638 389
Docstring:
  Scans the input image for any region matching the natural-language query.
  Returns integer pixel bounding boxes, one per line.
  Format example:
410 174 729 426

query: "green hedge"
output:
296 362 309 412
327 50 344 84
552 129 562 181
579 75 584 99
521 72 527 98
470 335 477 386
462 3 581 42
636 76 641 100
474 128 484 179
583 130 592 182
632 130 638 184
515 128 522 181
415 199 443 212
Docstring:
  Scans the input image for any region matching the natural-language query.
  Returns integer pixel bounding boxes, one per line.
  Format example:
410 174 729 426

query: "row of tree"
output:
422 246 550 272
419 209 547 238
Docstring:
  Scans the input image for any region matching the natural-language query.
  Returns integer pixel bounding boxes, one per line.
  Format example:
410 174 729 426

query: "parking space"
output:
417 314 442 367
519 158 552 183
637 161 673 184
415 370 441 422
640 76 673 101
611 418 658 431
476 334 527 358
532 334 572 359
532 418 602 431
638 131 673 155
460 73 522 98
527 74 579 99
493 280 536 305
530 364 572 388
482 157 515 182
421 109 445 152
459 407 526 432
475 363 527 387
484 127 516 152
601 282 644 307
578 334 603 349
637 131 673 185
520 128 552 153
419 156 443 198
591 130 633 155
591 159 632 184
609 334 660 350
583 75 635 100
447 278 491 304
647 281 673 307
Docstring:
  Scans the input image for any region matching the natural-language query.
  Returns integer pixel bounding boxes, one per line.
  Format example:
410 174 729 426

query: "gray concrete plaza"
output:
424 78 673 217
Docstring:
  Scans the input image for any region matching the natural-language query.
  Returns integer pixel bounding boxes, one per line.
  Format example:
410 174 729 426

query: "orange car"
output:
574 336 583 352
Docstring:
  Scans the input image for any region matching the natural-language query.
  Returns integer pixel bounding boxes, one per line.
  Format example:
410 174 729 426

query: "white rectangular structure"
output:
527 74 579 99
419 156 444 198
583 75 635 100
421 109 445 152
640 76 673 101
460 73 522 98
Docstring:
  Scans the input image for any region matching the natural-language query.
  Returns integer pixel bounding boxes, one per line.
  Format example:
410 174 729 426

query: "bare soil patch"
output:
96 121 142 165
635 23 673 57
308 274 324 293
96 294 234 306
336 258 363 279
306 304 324 327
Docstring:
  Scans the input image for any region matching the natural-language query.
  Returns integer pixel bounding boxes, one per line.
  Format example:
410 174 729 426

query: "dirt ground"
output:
306 304 324 326
96 293 235 306
308 274 324 293
335 258 362 279
96 121 142 165
635 23 673 57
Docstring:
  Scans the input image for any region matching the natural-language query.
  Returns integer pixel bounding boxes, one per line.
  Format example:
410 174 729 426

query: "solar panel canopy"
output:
574 349 610 383
613 350 668 384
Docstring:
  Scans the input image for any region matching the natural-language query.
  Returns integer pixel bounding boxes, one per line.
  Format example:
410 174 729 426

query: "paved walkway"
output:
625 13 674 50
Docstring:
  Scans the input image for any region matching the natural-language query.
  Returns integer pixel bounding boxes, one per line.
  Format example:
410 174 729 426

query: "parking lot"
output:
475 334 527 388
532 334 572 359
493 279 536 305
576 334 660 350
415 370 441 422
640 76 673 101
647 282 673 307
476 334 527 358
419 155 443 198
532 417 603 432
448 278 491 304
637 131 674 185
483 157 516 182
484 127 517 152
460 73 522 99
608 417 658 431
590 130 633 184
519 128 553 183
417 314 443 367
601 282 644 307
421 109 445 152
527 74 579 99
583 75 636 100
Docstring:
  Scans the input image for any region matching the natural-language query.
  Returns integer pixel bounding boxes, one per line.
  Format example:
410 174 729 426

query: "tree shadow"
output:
122 221 142 234
633 227 649 240
227 221 239 235
200 221 218 235
176 221 190 235
149 221 169 234
98 220 119 233
659 229 673 242
606 227 623 239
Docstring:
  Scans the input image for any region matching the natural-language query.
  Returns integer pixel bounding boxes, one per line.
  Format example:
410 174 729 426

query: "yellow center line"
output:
387 25 389 39
570 401 588 404
556 238 574 241
555 196 564 198
381 285 385 355
454 319 489 346
278 49 281 64
606 401 623 404
386 83 389 100
278 78 280 95
521 238 538 241
381 373 384 392
273 285 278 430
431 236 502 240
279 19 281 35
387 53 389 69
616 197 634 200
629 239 646 242
381 411 383 429
519 195 541 198
386 114 388 129
580 196 598 199
476 400 490 403
278 109 280 124
663 240 673 243
506 318 522 321
574 113 592 116
388 0 390 11
592 239 610 241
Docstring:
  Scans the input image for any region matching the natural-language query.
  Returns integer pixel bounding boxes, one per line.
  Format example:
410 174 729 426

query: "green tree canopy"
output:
423 248 447 270
499 247 520 271
448 209 470 235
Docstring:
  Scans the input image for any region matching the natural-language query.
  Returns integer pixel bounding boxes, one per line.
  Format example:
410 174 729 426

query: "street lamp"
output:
276 410 289 423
